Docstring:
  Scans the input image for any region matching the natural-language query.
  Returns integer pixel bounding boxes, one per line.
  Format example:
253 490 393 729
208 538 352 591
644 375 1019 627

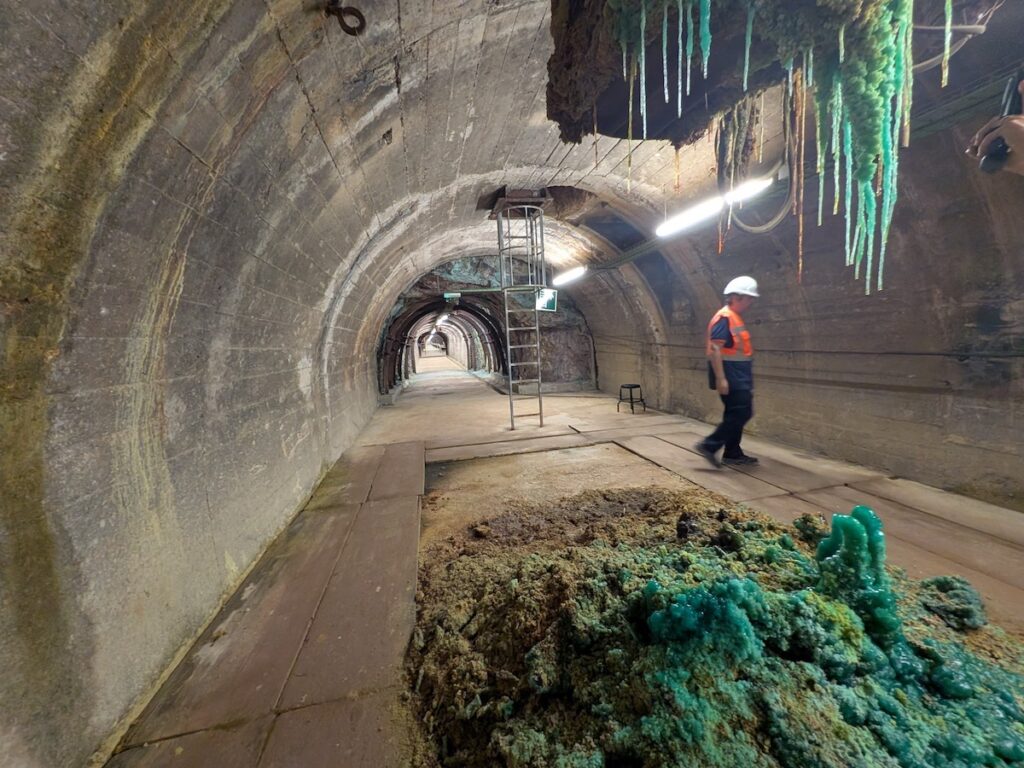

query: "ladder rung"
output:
513 412 541 417
506 307 538 312
508 344 537 349
513 378 540 384
510 361 538 367
508 326 538 332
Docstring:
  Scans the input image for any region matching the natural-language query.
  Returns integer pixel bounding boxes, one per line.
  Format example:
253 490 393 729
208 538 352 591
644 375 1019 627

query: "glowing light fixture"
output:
656 177 773 239
552 265 587 286
723 177 773 205
655 197 724 238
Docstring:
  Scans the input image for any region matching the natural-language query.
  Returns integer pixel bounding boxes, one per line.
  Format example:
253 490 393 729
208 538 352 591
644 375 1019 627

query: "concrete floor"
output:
107 362 1024 767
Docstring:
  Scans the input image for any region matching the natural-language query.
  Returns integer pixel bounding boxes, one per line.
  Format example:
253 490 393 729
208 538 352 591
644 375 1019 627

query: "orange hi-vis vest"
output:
706 306 754 360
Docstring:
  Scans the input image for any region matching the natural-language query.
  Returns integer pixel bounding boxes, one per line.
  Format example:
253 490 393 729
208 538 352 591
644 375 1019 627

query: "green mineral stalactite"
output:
742 3 753 92
880 7 912 292
677 0 684 114
942 0 952 87
852 178 865 276
628 52 636 191
877 67 896 293
663 1 670 103
863 180 877 295
640 1 648 138
832 81 842 217
902 1 914 145
844 119 853 265
815 67 831 227
839 0 893 287
816 116 825 226
699 0 711 78
602 0 919 294
685 1 694 95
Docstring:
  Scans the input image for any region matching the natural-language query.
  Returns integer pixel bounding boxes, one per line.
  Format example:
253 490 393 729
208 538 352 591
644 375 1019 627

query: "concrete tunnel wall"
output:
1 0 1022 766
0 2 666 764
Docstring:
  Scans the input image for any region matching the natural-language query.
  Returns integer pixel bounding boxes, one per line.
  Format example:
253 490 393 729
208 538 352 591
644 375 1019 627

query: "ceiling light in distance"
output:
552 265 587 286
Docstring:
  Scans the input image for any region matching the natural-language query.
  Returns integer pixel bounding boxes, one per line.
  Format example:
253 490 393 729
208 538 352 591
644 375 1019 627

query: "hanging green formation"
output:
942 0 953 86
677 0 684 114
698 0 712 78
604 0 933 293
663 1 671 103
640 2 648 137
742 3 753 92
831 80 842 217
685 1 694 95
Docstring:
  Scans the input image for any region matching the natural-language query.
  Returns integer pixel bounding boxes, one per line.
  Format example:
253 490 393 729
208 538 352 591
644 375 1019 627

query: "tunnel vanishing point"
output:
1 0 1022 766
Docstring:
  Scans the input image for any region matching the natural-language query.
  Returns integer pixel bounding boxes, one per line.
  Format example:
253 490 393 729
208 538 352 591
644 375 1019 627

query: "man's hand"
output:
966 81 1024 176
716 377 730 396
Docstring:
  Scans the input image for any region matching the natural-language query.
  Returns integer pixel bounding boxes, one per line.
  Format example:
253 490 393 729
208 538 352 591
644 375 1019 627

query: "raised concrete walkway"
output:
106 367 1024 767
107 441 422 767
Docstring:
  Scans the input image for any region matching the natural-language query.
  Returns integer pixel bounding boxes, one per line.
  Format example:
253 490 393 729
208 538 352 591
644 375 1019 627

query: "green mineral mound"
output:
408 488 1024 768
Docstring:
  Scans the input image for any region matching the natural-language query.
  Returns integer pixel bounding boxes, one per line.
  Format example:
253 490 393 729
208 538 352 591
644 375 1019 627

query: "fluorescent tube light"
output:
656 177 773 239
655 197 724 238
552 266 587 286
723 177 773 205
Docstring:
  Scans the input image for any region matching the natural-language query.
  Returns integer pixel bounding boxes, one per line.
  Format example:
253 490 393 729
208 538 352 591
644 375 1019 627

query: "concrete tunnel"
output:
1 0 1023 766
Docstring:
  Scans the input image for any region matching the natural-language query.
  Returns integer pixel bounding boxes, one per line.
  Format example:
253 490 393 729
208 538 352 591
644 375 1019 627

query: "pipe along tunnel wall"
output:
1 0 1022 765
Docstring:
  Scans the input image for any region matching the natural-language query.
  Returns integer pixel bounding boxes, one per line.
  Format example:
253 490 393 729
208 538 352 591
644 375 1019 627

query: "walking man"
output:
696 276 760 467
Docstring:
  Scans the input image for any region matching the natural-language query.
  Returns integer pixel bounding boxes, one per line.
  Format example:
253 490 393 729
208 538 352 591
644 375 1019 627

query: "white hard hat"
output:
723 276 759 297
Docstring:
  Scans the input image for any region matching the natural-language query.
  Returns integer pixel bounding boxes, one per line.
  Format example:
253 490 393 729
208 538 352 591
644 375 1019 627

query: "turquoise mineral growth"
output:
409 489 1024 768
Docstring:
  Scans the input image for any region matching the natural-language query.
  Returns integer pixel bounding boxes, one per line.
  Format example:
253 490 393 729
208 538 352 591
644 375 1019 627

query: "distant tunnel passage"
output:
375 256 605 397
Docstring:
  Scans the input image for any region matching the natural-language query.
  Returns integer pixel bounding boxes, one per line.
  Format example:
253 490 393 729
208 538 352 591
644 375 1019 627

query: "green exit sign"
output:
536 288 557 312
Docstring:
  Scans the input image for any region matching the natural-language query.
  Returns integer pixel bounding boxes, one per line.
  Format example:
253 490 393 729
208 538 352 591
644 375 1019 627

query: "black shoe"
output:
723 455 759 466
695 442 722 468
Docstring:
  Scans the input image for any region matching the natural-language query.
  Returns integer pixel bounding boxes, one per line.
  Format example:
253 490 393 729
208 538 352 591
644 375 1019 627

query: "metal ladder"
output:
503 287 543 429
495 199 547 430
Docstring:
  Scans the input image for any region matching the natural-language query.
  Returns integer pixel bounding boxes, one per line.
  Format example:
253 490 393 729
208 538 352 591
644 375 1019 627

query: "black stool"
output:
617 384 646 413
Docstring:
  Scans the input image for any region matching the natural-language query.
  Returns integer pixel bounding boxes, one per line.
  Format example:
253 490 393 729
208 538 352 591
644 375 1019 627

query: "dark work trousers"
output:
703 389 753 458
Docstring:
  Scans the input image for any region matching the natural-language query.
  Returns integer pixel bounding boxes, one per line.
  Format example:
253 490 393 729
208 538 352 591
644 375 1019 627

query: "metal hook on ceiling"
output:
325 1 366 36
